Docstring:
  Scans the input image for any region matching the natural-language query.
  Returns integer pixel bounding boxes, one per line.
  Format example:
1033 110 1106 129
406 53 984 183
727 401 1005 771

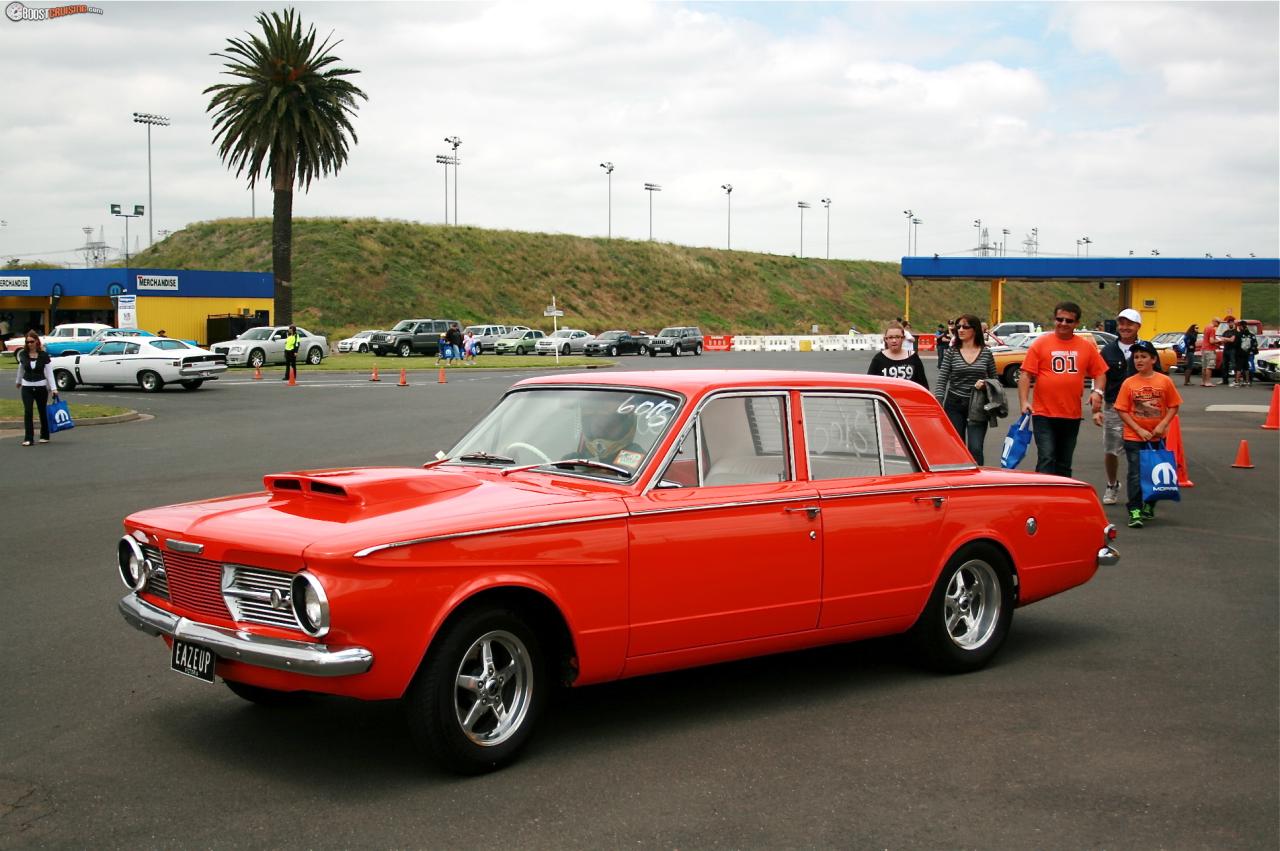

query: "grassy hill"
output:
127 218 1270 336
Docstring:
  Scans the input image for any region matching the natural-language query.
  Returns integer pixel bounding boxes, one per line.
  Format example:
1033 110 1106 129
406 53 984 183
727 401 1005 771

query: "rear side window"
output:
802 395 919 480
698 394 791 486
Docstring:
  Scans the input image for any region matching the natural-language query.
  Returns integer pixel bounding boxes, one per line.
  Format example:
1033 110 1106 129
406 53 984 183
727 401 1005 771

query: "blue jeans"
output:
943 396 988 466
1032 415 1081 478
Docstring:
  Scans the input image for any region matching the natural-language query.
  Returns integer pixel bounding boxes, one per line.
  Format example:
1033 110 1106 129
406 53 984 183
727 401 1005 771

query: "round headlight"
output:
117 536 148 591
290 572 330 637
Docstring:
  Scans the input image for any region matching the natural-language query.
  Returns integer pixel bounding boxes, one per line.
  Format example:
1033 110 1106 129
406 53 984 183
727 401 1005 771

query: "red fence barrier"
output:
703 335 734 351
916 334 936 352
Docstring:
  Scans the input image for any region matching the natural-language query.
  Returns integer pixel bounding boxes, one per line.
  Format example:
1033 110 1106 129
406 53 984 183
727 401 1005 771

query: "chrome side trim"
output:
118 594 372 677
816 480 1091 501
353 511 631 558
631 495 820 518
930 462 980 471
165 539 204 554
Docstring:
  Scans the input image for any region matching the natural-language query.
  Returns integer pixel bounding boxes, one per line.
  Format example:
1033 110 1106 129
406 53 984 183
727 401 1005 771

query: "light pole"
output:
1076 238 1082 257
721 184 733 250
435 154 455 223
600 162 614 238
911 217 922 255
797 201 811 258
444 136 461 225
820 198 831 259
1031 227 1039 255
1002 227 1010 256
973 218 983 254
903 209 913 256
644 183 662 240
132 112 169 247
110 203 144 266
1081 236 1092 257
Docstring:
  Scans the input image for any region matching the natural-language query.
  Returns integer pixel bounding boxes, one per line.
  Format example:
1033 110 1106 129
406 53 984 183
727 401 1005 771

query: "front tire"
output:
608 345 618 357
561 344 571 356
398 342 413 358
306 347 323 365
54 369 76 392
1002 364 1021 388
248 349 266 369
911 544 1014 673
138 370 164 393
404 607 546 775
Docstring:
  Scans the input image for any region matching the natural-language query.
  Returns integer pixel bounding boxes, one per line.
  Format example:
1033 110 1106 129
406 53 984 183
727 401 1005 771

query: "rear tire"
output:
54 370 75 392
911 543 1014 673
179 379 204 391
404 607 546 775
306 347 323 365
1002 365 1021 388
138 370 164 393
694 343 703 356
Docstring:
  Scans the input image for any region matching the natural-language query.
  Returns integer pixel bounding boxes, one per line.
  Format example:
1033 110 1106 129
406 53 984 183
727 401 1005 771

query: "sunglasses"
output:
1054 317 1078 324
955 324 973 330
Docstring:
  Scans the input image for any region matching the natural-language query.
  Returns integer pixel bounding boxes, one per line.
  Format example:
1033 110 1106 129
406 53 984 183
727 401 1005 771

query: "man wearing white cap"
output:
1098 308 1162 504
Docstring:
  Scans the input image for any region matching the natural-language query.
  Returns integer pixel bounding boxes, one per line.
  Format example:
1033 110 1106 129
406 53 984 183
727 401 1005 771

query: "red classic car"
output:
117 371 1119 773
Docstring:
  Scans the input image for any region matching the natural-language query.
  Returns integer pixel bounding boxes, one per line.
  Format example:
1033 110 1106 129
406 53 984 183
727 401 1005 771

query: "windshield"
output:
448 388 682 480
239 328 272 340
548 329 573 339
499 330 525 339
391 321 416 332
657 327 680 337
597 331 623 340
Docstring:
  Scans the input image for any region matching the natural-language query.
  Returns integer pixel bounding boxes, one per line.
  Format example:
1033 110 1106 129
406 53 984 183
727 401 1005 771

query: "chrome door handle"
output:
786 506 821 519
914 496 946 508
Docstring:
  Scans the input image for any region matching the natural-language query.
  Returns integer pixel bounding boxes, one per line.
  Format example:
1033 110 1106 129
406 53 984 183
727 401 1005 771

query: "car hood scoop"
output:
264 467 478 506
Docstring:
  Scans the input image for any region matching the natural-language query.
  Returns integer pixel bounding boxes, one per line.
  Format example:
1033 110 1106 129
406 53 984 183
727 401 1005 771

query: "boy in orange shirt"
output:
1114 341 1183 528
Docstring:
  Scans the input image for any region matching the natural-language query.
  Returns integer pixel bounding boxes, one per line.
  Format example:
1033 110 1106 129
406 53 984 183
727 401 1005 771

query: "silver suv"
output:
649 326 704 357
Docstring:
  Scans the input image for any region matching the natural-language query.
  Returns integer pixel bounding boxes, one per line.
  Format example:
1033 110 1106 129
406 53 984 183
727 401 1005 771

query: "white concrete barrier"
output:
729 333 884 352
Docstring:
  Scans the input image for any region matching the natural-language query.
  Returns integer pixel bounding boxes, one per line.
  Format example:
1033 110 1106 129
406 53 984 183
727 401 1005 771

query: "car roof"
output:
517 369 926 395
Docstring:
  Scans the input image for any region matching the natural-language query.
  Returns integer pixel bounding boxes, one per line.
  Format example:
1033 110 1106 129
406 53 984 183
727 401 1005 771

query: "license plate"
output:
171 638 216 683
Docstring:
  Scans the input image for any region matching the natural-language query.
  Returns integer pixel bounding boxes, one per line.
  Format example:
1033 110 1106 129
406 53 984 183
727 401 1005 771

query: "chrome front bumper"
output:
1097 546 1121 567
119 594 373 677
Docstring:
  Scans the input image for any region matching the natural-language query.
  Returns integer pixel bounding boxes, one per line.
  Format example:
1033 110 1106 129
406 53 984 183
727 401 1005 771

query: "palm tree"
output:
205 8 367 324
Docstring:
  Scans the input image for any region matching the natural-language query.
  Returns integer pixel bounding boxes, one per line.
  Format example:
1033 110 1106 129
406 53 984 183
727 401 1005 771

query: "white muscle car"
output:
52 338 227 392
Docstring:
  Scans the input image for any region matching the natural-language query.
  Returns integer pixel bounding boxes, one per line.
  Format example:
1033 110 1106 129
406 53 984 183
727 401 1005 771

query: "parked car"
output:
1254 349 1280 382
462 325 511 353
368 319 461 358
991 329 1174 387
534 328 594 355
648 326 704 357
583 330 650 357
493 328 545 355
53 337 226 392
990 321 1038 339
114 370 1118 774
211 326 328 368
43 327 161 358
336 330 378 354
5 323 111 356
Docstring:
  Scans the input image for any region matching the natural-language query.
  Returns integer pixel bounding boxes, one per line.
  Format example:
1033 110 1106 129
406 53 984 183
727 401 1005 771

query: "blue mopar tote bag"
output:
1139 440 1180 503
1000 412 1033 469
47 398 75 433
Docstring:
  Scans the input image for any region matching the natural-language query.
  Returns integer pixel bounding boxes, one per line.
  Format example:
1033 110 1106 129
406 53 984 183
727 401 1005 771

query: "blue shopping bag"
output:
47 398 75 433
1000 412 1033 469
1139 440 1180 503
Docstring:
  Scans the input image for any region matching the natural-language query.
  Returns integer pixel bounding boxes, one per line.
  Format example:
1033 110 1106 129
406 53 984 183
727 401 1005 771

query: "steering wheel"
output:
504 442 551 464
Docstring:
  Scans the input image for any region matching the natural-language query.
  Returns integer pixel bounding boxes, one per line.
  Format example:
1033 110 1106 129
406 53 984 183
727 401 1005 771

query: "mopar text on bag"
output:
135 275 178 291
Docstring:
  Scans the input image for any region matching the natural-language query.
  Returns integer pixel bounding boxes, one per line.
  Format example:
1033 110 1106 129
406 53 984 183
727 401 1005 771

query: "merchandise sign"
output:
136 274 178 291
0 276 32 291
116 294 138 329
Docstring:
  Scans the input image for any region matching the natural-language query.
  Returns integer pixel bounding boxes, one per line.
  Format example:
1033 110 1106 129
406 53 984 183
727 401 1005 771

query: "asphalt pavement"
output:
1 351 1276 848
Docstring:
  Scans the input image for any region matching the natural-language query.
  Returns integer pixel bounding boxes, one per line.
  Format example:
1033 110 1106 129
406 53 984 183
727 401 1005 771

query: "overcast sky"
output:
2 1 1277 266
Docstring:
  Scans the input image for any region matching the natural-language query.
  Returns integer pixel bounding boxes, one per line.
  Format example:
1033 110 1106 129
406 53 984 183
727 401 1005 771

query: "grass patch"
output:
0 400 131 420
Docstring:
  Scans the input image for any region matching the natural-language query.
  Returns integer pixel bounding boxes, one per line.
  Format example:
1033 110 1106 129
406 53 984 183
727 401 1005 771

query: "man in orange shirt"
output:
1114 341 1183 528
1017 301 1108 478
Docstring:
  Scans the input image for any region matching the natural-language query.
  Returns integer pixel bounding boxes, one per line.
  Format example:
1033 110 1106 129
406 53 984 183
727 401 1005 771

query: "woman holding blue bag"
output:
1114 341 1183 529
14 330 59 446
934 313 997 464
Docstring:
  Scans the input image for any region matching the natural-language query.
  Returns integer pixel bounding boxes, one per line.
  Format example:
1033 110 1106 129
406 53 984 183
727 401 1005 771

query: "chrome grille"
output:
224 565 301 630
161 550 233 621
140 544 169 600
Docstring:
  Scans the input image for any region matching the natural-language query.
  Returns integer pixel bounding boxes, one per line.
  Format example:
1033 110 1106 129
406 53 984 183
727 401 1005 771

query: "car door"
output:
79 340 129 383
800 392 948 627
625 392 822 656
268 329 289 363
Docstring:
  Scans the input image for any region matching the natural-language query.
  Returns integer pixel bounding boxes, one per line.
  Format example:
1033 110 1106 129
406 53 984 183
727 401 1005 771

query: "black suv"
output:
649 326 704 357
369 319 461 357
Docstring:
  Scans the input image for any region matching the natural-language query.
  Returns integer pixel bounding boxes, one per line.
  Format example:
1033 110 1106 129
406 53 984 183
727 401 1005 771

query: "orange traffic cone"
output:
1166 416 1194 488
253 365 262 380
1231 439 1254 469
287 367 297 386
397 368 408 387
1263 384 1279 430
369 365 380 382
438 365 448 384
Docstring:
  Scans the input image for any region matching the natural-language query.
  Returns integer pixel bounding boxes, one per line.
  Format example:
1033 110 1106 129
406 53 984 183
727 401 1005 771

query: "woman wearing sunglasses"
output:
14 330 59 446
868 321 929 389
934 313 996 464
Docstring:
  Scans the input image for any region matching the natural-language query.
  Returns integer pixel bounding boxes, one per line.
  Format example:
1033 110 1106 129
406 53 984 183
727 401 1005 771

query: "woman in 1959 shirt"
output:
868 321 929 390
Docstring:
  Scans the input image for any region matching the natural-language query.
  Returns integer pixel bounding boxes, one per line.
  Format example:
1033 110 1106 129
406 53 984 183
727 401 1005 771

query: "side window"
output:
657 423 701 488
99 341 127 355
802 395 919 480
699 395 791 486
78 328 94 338
124 343 140 355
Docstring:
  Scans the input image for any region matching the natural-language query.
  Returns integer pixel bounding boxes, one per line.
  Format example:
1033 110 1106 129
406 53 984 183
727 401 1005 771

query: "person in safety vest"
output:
283 324 300 382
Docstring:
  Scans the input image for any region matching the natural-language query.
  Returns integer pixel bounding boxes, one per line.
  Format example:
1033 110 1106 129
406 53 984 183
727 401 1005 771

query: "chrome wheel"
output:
943 559 1000 650
452 630 534 747
248 349 266 369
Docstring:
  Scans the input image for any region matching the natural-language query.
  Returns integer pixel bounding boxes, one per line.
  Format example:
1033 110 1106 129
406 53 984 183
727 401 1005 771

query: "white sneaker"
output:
1102 482 1120 505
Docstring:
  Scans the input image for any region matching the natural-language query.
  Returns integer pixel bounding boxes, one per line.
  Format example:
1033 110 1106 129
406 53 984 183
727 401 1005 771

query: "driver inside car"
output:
569 397 645 469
